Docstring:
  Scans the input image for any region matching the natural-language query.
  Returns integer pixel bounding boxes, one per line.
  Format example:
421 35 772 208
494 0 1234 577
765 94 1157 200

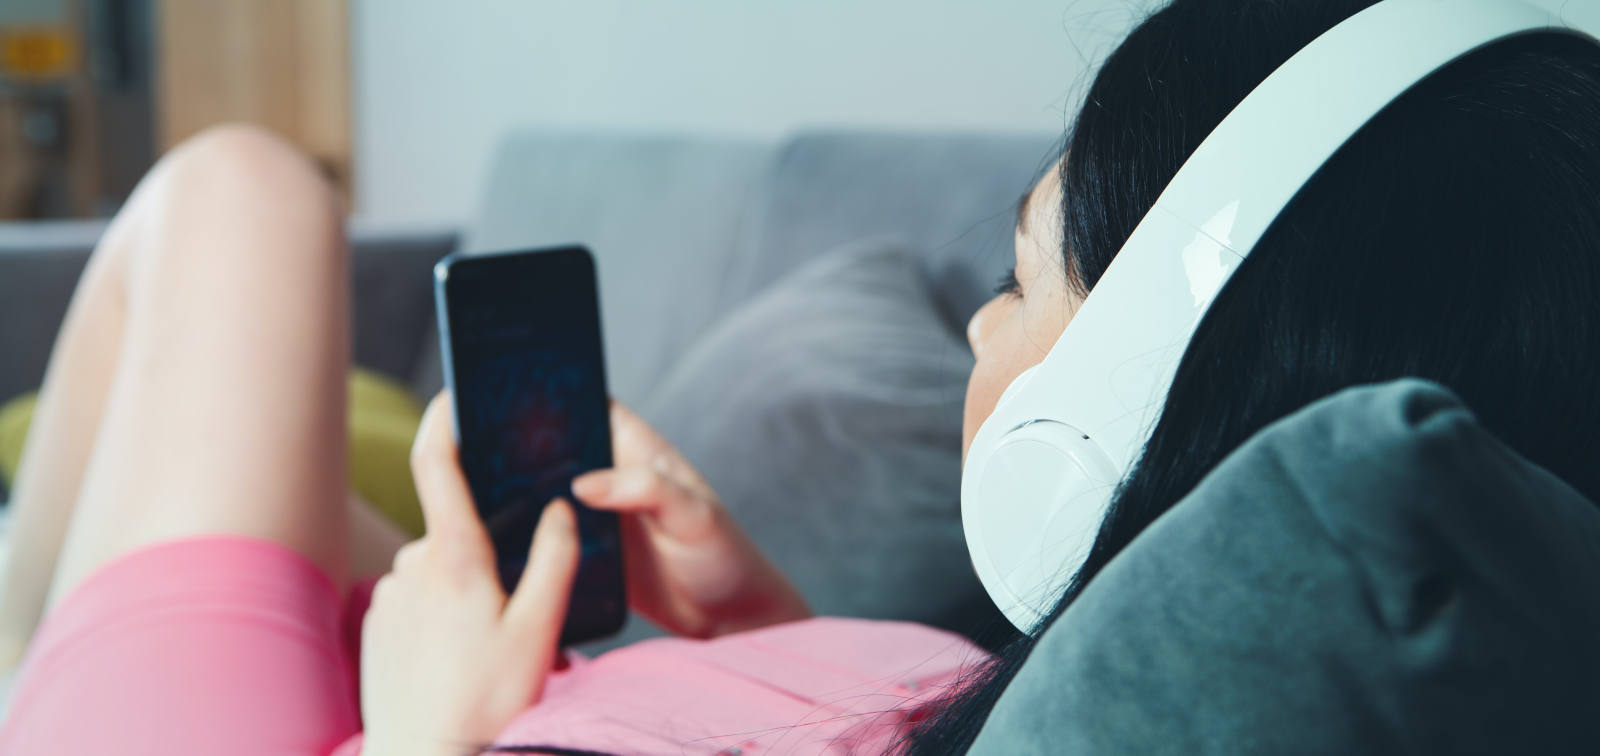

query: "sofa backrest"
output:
0 221 104 405
425 130 774 403
424 128 1058 403
731 131 1058 336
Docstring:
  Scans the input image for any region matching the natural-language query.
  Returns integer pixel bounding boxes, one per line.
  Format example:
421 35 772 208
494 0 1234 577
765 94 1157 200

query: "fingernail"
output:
572 472 610 499
613 469 652 499
539 497 568 525
534 499 577 548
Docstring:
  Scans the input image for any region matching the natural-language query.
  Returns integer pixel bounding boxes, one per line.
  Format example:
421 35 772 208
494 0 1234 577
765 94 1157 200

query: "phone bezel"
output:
432 244 628 645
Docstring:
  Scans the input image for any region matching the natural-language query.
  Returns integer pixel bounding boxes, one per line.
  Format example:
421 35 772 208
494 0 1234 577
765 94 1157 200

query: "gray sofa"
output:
0 129 1059 647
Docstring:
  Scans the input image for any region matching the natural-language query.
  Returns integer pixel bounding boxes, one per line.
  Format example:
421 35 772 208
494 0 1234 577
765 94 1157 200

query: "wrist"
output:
706 573 812 637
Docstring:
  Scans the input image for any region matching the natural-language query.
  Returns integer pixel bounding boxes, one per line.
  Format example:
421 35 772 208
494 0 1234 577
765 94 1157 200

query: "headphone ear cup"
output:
966 421 1121 628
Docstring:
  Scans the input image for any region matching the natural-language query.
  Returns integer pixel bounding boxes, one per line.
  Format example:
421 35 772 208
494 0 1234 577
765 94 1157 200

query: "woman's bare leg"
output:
0 176 135 671
44 121 353 602
0 124 404 670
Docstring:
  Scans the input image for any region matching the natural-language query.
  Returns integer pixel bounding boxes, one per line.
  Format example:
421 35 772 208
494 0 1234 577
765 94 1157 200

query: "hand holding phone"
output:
361 393 580 749
433 245 627 645
571 403 812 639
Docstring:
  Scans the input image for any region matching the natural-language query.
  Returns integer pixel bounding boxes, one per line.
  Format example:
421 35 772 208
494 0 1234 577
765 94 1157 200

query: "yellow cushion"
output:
0 392 33 490
0 368 426 537
344 370 426 536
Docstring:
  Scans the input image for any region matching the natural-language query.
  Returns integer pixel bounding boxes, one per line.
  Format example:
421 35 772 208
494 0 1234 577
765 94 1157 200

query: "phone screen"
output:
435 246 626 644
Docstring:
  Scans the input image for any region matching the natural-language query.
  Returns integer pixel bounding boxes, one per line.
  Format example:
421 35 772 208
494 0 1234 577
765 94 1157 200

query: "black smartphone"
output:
433 245 627 645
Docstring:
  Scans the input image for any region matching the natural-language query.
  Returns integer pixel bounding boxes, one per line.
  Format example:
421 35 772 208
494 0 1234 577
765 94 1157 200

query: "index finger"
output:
609 401 712 496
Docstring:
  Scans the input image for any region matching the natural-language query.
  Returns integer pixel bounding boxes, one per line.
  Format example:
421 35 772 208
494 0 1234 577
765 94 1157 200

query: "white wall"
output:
352 0 1142 225
353 0 1600 226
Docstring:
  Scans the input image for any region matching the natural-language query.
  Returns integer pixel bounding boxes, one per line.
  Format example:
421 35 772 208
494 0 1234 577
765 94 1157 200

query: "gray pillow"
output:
973 378 1600 754
413 132 772 404
640 237 1005 638
725 131 1058 336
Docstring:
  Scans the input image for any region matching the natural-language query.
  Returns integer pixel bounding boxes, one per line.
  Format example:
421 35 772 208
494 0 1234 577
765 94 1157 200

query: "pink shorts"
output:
0 537 987 755
0 536 372 754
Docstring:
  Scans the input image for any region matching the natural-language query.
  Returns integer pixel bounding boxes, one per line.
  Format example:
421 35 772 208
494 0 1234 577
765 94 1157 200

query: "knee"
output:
157 123 340 226
137 123 344 265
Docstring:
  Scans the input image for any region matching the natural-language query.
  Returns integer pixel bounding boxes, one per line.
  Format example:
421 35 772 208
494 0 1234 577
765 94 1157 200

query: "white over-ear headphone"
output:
961 0 1582 631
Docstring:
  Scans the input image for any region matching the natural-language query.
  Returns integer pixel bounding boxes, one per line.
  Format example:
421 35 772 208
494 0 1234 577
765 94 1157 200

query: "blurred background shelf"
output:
0 0 349 221
156 0 349 202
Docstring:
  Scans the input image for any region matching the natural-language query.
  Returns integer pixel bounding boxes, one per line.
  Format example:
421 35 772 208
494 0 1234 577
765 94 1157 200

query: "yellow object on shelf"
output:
0 27 78 80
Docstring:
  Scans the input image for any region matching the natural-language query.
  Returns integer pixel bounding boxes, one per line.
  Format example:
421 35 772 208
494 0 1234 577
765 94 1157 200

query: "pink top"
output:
336 618 985 755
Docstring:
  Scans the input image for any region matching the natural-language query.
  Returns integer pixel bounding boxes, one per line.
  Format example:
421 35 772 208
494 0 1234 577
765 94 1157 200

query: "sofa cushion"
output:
972 379 1600 754
729 131 1059 335
639 237 1003 640
413 131 774 404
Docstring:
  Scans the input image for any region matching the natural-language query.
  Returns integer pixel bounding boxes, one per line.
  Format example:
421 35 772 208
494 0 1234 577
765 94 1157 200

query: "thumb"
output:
411 391 493 558
503 499 581 637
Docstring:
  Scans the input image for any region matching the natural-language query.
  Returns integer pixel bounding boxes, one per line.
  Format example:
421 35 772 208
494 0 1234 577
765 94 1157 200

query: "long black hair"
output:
905 0 1600 753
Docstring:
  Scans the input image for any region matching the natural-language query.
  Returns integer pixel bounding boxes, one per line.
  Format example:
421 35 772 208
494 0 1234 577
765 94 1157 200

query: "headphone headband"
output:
962 0 1574 631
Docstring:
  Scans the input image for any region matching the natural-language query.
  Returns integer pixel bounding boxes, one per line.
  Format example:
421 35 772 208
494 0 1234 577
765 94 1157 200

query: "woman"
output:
4 0 1600 753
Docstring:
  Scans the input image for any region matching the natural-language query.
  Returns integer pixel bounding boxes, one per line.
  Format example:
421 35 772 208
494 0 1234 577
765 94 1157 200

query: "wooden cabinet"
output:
156 0 350 200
